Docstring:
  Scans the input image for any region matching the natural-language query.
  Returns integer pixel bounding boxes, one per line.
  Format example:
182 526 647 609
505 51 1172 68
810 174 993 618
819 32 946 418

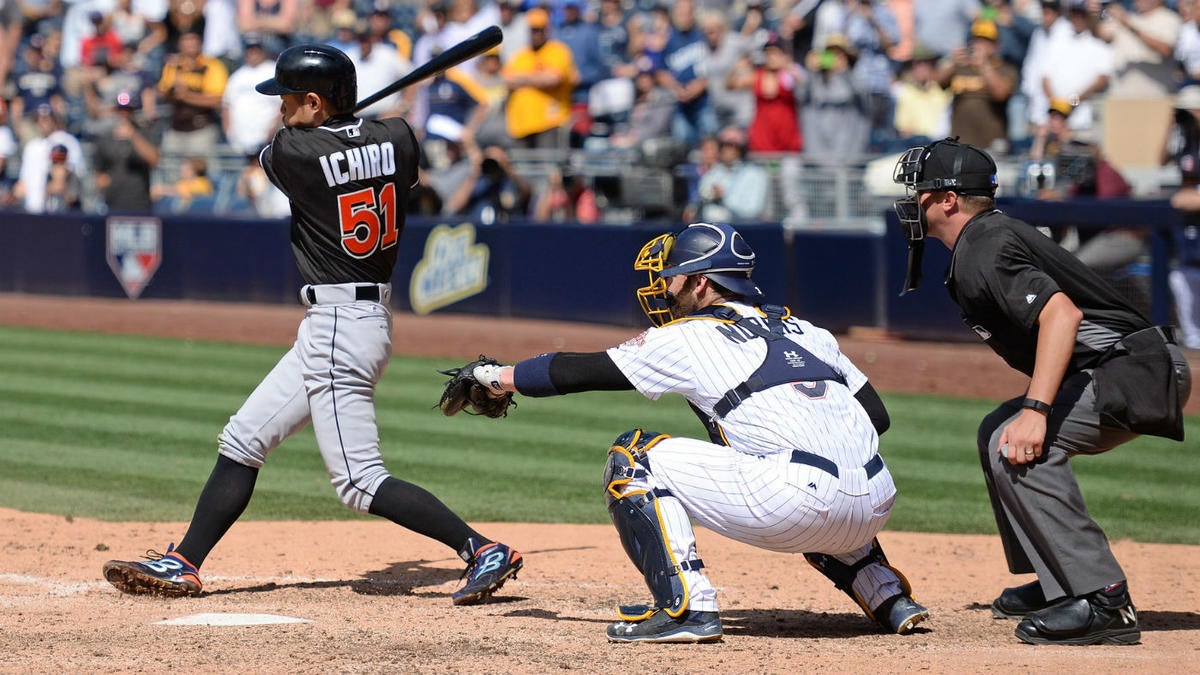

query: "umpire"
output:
891 138 1191 646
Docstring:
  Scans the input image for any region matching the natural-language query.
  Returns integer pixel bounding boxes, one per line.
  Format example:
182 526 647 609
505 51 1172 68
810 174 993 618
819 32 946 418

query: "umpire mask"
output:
891 138 998 294
634 222 764 327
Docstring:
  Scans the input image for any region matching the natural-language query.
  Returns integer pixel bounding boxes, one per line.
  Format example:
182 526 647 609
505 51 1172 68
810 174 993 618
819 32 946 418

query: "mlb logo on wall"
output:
106 216 162 299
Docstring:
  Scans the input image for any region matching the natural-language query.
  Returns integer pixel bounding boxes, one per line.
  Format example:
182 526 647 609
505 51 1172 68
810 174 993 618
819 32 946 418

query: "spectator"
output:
815 0 901 151
326 8 359 54
1036 0 1114 138
986 0 1038 68
497 0 530 66
736 0 777 46
471 46 512 148
1165 84 1200 348
891 43 952 147
1025 98 1131 200
0 0 19 90
654 0 716 147
236 0 299 57
596 0 631 77
801 33 870 157
1021 0 1072 133
92 90 161 213
557 0 608 104
1175 0 1200 86
80 11 125 69
41 144 83 212
694 125 770 223
346 25 411 120
81 40 158 140
780 0 823 66
151 154 214 211
607 58 674 148
234 149 290 218
158 29 229 156
1094 0 1181 99
12 106 86 214
110 0 168 68
204 0 243 66
934 18 1019 152
163 0 207 55
443 141 532 224
501 7 578 149
423 63 490 146
0 99 19 204
10 33 68 145
221 35 279 156
912 0 981 59
701 10 753 131
367 7 412 60
728 32 804 153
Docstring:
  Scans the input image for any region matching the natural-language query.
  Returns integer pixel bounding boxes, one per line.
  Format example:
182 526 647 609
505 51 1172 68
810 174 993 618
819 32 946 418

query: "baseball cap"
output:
115 90 141 109
526 7 549 29
914 139 998 195
763 32 783 51
1048 97 1073 118
971 19 999 41
50 144 68 162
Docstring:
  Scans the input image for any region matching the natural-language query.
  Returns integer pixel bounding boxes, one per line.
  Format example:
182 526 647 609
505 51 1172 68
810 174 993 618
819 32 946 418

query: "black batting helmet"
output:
256 44 357 113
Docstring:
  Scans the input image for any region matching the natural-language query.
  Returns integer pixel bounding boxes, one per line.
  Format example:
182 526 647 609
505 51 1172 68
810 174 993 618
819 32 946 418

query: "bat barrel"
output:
353 25 503 113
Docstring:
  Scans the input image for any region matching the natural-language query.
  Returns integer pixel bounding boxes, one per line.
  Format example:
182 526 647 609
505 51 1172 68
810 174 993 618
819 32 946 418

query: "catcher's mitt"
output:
437 355 515 418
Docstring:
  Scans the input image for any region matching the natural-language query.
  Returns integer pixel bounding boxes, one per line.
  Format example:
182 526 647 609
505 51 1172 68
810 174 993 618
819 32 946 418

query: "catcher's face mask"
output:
635 232 677 327
892 139 998 295
634 223 765 327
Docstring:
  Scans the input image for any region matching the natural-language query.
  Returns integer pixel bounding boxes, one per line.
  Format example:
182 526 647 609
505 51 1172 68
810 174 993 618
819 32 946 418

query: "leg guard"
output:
804 537 914 621
604 429 702 619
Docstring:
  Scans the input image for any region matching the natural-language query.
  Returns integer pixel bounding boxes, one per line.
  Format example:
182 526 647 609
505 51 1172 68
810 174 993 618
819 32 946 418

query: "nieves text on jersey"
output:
317 142 396 187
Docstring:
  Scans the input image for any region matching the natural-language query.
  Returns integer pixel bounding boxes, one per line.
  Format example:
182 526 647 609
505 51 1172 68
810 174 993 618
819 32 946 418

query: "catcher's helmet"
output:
256 44 357 112
634 222 764 326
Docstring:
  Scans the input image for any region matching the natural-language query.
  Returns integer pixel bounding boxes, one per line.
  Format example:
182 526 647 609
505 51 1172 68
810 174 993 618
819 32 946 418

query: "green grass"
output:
0 325 1196 544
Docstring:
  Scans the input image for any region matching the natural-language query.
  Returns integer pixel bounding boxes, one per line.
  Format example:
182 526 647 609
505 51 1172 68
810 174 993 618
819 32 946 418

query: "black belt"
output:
304 285 382 304
791 450 885 479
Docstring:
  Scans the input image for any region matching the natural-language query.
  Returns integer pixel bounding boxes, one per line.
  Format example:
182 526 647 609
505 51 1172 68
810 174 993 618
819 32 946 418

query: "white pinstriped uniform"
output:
606 302 904 613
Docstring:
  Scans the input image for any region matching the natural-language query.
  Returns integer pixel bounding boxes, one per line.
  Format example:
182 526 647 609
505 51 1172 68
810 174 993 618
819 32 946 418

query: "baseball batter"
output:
449 222 929 642
102 44 523 605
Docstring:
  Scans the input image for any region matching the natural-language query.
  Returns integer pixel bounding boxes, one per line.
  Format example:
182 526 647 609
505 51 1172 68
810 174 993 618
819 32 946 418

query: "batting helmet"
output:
634 222 765 326
256 44 357 113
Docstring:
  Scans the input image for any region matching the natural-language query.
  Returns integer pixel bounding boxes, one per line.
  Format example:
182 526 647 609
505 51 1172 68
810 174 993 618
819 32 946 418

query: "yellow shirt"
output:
502 40 577 139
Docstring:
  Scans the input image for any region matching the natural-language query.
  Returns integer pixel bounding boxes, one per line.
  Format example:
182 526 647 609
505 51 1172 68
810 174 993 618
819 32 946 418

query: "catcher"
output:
438 222 928 643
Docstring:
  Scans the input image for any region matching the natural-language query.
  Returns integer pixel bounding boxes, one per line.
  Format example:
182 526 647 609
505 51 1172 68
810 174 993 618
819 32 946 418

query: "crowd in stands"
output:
0 0 1196 343
0 0 1194 220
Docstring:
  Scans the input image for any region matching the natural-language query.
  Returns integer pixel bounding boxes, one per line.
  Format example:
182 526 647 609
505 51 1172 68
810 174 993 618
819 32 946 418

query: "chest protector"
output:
698 305 846 419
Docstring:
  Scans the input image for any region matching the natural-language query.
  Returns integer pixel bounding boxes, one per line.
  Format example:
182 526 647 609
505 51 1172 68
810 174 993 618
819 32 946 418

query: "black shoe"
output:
1014 585 1140 646
606 608 723 643
991 580 1052 619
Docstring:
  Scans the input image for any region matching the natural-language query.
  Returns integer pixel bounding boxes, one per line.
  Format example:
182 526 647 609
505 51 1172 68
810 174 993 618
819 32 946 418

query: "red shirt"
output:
748 68 802 153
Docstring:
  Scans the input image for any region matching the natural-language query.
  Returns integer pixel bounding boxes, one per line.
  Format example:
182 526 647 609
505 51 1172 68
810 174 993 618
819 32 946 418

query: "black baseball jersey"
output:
261 114 419 285
945 209 1150 377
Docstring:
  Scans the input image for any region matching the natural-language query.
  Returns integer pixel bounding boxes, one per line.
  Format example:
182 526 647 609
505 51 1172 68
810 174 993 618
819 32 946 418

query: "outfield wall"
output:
0 199 1179 340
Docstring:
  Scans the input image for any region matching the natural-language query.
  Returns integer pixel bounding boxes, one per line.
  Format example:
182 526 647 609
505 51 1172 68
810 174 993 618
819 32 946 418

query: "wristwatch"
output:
1022 398 1052 415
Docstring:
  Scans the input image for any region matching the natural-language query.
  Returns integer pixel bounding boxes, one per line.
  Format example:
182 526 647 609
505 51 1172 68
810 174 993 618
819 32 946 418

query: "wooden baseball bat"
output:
353 25 503 113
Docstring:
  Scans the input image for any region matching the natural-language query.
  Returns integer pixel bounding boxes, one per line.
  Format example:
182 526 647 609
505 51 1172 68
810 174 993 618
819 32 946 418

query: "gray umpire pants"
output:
976 343 1192 601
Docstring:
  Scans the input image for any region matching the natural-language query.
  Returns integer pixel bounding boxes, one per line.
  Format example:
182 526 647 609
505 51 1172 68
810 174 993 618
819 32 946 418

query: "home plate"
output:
154 613 312 626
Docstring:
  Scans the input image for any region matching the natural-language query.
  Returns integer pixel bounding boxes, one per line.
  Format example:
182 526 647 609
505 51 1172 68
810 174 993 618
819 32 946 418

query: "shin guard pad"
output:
804 537 912 620
604 429 700 619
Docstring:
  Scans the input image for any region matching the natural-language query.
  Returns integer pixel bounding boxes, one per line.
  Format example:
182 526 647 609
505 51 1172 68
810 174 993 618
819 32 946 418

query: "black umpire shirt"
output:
945 209 1151 377
261 114 420 285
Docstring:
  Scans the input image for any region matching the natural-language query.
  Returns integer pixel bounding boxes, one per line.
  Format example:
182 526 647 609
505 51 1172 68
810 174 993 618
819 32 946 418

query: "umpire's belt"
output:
301 283 391 306
791 450 885 480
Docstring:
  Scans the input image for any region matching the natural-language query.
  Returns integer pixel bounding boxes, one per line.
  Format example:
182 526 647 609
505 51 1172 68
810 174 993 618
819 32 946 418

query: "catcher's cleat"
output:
607 608 723 643
1014 584 1140 646
102 544 202 597
876 594 929 634
452 541 523 606
992 580 1053 619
